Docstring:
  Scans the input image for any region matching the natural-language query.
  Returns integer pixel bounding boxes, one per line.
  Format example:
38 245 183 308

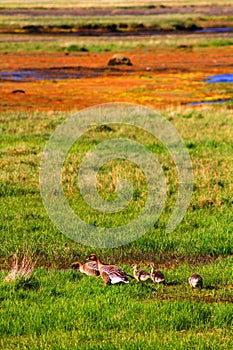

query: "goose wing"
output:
139 270 150 281
84 261 100 276
151 270 165 283
101 264 129 283
86 261 99 270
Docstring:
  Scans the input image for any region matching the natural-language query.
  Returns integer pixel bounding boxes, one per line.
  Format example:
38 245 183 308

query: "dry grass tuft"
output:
4 253 37 282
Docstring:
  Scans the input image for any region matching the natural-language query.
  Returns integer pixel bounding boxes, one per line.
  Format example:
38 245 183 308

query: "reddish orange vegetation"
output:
1 47 233 112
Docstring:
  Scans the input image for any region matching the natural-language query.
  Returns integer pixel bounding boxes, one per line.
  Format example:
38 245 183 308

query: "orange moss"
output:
0 47 233 112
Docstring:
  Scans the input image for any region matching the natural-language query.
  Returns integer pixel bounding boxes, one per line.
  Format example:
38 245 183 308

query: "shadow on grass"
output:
164 281 181 287
14 275 40 291
204 285 220 290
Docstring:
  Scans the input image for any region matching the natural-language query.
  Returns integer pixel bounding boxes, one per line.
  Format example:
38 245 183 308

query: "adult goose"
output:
71 261 100 277
188 273 203 289
132 264 150 282
150 263 165 284
87 253 132 285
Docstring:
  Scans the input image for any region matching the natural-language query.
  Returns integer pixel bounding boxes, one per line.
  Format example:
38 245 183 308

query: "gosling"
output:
150 263 165 284
132 264 150 282
188 273 203 289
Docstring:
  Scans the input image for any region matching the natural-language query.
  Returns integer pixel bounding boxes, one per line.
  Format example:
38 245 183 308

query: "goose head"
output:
131 264 138 269
87 253 98 262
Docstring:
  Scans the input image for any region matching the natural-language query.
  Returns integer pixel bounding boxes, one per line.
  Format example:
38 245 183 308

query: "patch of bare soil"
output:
1 6 233 17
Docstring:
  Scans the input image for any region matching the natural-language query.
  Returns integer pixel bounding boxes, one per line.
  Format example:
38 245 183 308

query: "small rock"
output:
177 44 193 50
108 54 132 66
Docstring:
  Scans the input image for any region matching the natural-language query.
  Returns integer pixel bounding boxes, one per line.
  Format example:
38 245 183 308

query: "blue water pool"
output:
0 67 133 82
207 74 233 83
188 99 233 106
195 27 233 33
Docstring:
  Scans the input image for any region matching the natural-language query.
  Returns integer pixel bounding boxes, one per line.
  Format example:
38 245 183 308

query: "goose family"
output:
71 254 203 288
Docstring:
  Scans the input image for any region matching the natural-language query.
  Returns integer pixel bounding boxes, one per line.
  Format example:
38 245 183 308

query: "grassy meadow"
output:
0 108 233 263
0 107 232 348
0 263 232 350
0 1 233 349
1 35 233 54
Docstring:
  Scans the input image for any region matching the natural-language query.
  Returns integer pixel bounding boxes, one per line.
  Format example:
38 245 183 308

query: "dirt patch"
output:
1 6 233 17
116 251 222 269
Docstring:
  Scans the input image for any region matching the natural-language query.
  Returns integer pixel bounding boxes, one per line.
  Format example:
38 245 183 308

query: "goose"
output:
132 264 150 282
71 261 100 277
188 273 203 289
150 263 165 284
87 253 132 285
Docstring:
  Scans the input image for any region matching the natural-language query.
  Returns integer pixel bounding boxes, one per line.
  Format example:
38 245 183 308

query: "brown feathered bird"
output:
188 273 203 289
87 253 132 285
132 264 150 282
150 263 165 284
71 261 100 277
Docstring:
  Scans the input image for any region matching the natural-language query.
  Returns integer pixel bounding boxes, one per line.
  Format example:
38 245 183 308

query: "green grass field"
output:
0 108 233 265
0 262 232 349
1 34 233 53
